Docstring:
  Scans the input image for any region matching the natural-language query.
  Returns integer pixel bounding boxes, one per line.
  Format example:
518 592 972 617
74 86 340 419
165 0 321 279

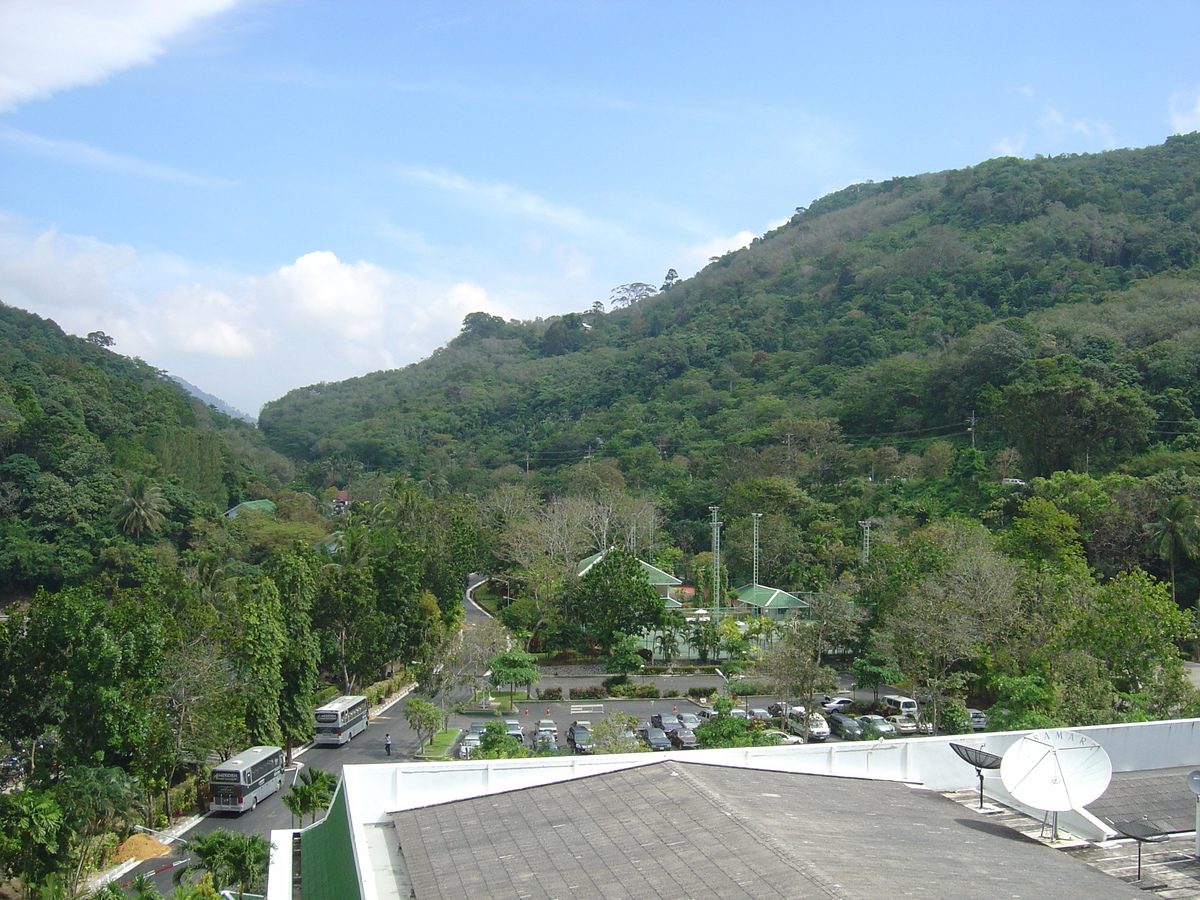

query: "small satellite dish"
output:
1189 770 1200 797
951 742 1003 809
1000 729 1112 812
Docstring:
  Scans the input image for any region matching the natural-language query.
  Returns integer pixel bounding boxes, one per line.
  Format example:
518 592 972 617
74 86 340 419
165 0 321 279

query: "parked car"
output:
788 712 830 742
885 714 919 735
459 733 482 759
504 719 524 739
729 708 748 719
643 727 672 751
537 719 558 736
822 697 855 714
762 729 804 745
634 717 652 738
828 713 864 740
968 708 988 731
668 728 698 749
529 729 557 752
567 721 594 754
652 712 682 733
695 708 718 722
678 713 701 730
857 715 897 738
748 708 771 721
467 722 487 734
881 695 920 717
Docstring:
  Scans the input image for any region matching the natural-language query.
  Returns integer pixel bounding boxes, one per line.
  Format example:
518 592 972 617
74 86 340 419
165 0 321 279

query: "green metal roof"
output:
223 498 277 518
577 550 682 586
299 781 363 900
732 583 811 609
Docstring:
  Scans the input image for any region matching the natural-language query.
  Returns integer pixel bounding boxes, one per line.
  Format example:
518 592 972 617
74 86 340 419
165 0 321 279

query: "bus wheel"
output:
251 796 257 812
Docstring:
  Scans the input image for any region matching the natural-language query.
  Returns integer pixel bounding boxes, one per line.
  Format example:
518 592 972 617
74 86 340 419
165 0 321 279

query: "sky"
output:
2 1 1200 417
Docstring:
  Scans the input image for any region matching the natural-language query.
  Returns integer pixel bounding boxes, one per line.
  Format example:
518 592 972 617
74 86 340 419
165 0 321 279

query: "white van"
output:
882 695 919 717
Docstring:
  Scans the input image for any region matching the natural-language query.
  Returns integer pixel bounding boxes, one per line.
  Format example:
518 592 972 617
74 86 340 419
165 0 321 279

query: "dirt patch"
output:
112 833 171 863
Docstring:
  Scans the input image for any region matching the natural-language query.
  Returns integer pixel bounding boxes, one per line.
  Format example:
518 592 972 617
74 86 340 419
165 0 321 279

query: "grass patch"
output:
415 728 461 760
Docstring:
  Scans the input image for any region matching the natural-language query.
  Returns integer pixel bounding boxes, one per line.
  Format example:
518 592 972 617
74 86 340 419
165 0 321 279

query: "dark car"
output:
828 713 864 740
668 728 698 749
643 727 672 751
567 721 594 754
652 713 682 733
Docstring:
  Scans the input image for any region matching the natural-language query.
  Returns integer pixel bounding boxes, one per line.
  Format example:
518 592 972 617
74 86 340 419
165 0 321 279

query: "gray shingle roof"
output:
391 761 1146 899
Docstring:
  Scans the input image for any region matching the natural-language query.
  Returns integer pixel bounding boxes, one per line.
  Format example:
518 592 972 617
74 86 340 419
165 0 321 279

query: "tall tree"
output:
1145 494 1200 605
265 548 321 764
112 475 169 539
236 576 285 747
565 547 663 653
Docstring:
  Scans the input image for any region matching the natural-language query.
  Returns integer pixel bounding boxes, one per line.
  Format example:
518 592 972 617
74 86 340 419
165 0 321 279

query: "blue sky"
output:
1 0 1199 416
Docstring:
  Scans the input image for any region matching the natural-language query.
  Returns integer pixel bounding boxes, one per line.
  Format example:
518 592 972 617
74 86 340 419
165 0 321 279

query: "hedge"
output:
568 685 606 700
537 686 563 701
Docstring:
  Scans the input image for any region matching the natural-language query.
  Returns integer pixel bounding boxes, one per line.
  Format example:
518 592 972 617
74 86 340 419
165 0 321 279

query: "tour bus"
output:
209 745 284 814
313 694 370 746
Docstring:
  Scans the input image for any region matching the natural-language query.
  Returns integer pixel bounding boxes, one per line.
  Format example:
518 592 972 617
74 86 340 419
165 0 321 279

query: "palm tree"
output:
174 829 272 900
112 475 169 539
1145 494 1200 605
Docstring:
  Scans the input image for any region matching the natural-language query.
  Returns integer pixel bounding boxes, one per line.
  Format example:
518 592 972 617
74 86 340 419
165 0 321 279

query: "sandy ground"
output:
112 833 171 863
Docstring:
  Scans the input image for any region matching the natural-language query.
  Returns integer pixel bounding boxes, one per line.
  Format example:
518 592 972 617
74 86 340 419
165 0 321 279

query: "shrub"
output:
602 674 630 689
537 686 563 701
632 685 661 699
569 685 606 700
607 683 637 698
664 689 679 698
643 665 666 675
312 685 340 707
687 686 717 700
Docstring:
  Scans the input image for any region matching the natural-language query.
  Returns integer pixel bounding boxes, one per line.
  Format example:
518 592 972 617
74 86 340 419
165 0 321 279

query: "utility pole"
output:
967 410 977 448
709 506 723 618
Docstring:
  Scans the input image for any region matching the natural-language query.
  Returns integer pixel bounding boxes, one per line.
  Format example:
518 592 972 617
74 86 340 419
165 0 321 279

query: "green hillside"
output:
259 133 1200 498
0 304 297 591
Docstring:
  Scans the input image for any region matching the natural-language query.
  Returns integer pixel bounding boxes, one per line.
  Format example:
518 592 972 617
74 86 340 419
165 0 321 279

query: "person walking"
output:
385 733 392 757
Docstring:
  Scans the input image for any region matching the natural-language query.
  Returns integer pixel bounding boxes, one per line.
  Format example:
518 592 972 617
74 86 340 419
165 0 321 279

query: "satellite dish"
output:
1000 729 1111 812
950 742 1003 809
1188 770 1200 797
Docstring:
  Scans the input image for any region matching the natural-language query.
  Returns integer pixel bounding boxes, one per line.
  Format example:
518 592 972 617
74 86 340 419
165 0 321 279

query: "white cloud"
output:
0 0 240 113
0 218 510 415
266 251 389 343
397 165 607 234
0 126 231 185
683 230 756 271
1169 87 1200 134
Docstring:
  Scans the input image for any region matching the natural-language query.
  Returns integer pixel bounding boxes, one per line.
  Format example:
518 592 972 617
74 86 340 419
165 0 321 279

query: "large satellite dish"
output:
1000 729 1112 812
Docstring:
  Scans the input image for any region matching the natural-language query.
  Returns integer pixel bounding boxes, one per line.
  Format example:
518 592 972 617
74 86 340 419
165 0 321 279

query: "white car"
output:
459 732 482 759
822 697 854 714
762 729 804 745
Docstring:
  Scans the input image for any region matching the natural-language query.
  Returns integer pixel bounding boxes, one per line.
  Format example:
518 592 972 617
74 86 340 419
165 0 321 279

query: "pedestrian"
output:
385 733 391 757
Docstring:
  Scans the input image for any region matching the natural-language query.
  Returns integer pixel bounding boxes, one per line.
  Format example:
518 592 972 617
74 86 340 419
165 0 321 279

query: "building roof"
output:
223 498 276 518
733 583 810 609
387 760 1141 900
577 550 682 586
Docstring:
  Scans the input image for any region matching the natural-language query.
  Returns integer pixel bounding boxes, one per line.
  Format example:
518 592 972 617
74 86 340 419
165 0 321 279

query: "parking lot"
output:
446 695 830 758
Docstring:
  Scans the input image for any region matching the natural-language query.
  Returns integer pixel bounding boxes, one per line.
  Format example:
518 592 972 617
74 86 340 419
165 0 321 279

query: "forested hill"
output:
0 303 294 591
259 132 1200 496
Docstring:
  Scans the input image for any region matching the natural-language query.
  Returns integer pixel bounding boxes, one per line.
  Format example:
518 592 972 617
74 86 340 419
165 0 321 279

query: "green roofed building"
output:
223 498 277 518
732 583 810 619
577 549 682 599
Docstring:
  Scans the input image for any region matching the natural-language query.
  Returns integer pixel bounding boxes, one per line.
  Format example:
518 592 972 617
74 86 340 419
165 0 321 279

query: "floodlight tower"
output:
752 512 763 587
858 520 872 566
709 506 723 617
